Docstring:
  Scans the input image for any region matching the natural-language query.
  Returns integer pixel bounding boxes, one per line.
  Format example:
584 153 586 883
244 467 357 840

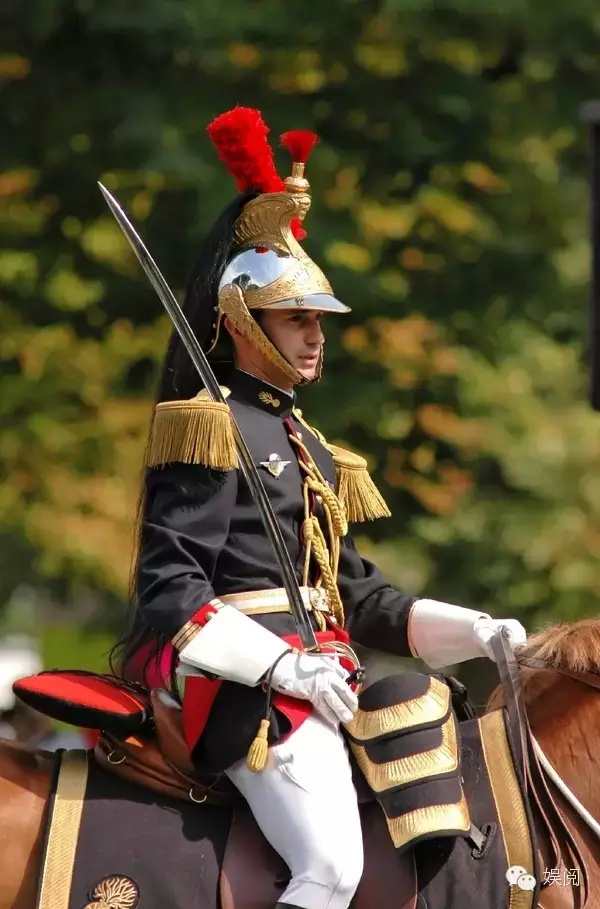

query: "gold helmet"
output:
205 107 350 384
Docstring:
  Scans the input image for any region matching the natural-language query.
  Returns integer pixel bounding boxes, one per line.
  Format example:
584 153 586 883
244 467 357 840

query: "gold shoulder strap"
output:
293 408 391 523
145 387 238 471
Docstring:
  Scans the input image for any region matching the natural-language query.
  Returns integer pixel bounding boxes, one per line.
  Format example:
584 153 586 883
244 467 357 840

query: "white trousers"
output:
225 712 364 909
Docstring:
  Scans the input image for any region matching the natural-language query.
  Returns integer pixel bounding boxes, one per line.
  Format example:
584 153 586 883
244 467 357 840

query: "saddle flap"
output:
354 802 417 909
219 800 417 909
220 804 288 909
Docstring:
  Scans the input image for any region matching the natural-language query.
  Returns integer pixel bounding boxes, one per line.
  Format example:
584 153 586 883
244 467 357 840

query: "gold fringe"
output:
246 718 270 772
145 390 238 471
327 444 391 523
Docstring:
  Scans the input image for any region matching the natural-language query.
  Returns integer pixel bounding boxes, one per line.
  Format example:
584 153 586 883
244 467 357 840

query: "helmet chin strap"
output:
258 318 324 388
312 345 324 383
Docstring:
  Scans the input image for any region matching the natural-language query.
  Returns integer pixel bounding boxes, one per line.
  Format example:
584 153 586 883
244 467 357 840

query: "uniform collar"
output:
228 369 296 417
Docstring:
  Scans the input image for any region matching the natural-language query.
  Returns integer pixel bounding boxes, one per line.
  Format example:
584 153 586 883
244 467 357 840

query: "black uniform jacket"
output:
137 369 416 771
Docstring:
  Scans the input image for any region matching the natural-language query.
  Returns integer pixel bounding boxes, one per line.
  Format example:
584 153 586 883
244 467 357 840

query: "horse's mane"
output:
516 617 600 674
487 617 600 711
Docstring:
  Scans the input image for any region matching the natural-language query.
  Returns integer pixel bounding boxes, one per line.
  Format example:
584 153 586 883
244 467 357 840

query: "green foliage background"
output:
2 0 600 689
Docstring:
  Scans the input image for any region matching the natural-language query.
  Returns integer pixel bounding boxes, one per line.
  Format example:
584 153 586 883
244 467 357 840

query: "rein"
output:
492 634 592 907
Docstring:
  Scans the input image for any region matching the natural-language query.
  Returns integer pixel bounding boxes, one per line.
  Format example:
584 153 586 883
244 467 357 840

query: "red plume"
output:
280 130 319 163
206 106 284 194
206 108 314 244
280 131 319 241
291 223 307 241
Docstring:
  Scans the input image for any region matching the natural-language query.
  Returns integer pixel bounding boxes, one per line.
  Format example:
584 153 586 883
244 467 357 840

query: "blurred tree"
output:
1 0 600 647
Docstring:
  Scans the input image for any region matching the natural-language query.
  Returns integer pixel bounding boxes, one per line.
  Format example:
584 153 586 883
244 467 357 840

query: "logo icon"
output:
506 866 536 891
83 874 140 908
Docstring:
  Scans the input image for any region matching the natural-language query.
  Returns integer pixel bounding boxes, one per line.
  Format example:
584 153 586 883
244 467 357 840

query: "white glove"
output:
409 598 528 669
270 652 359 727
473 617 527 661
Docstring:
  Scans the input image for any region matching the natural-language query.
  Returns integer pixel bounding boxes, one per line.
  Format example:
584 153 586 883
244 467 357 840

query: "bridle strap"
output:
492 637 563 878
518 656 600 691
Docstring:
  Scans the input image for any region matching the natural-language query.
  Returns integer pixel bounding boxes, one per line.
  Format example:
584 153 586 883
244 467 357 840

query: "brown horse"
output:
1 618 600 909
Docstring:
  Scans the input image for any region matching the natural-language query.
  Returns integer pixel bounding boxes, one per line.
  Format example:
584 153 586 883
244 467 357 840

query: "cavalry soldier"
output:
114 107 527 909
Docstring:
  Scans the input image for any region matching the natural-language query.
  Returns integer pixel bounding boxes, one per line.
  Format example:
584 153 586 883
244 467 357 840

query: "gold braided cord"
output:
302 516 344 626
305 476 347 536
301 481 314 585
290 434 347 628
291 435 348 533
319 487 341 581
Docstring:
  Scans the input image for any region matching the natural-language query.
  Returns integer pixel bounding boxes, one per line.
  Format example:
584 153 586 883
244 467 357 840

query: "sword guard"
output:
346 666 366 685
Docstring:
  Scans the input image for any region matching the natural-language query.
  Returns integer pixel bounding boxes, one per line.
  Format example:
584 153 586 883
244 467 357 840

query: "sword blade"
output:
99 182 318 651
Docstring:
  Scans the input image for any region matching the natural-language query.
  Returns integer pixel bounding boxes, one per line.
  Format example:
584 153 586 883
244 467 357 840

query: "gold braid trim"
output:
145 388 238 471
292 408 390 524
327 444 391 524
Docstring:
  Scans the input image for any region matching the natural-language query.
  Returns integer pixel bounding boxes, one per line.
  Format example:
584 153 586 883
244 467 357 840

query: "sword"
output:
98 183 318 651
581 102 600 410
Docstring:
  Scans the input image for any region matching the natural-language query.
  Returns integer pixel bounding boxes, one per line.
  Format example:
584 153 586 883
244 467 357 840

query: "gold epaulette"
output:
327 444 391 523
145 387 238 471
293 408 391 523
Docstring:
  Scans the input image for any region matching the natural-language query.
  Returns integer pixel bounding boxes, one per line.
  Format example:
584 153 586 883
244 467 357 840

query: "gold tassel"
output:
328 444 392 523
145 392 238 471
246 718 270 772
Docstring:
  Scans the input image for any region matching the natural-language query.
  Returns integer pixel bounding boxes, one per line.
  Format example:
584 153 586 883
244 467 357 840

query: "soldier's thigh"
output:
225 713 362 858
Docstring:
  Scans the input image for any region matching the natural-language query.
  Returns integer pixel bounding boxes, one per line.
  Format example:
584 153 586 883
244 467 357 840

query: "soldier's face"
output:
260 310 325 381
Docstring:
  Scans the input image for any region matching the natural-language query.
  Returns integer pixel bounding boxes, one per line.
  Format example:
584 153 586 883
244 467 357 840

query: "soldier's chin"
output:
297 358 320 381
